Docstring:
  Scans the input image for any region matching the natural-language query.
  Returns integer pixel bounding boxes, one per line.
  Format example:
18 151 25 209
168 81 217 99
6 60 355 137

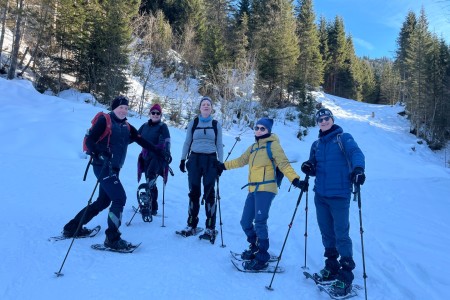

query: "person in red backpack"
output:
62 96 163 250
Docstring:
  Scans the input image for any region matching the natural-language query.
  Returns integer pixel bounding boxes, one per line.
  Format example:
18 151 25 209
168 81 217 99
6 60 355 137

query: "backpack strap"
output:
187 117 200 157
188 117 218 157
97 113 112 143
241 142 277 191
337 133 352 171
266 141 278 182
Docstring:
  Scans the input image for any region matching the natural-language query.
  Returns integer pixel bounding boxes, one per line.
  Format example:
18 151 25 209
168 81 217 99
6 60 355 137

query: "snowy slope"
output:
1 77 449 300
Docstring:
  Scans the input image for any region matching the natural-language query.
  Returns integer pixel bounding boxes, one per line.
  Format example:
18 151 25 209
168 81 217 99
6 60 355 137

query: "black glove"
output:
215 161 226 176
179 160 186 173
292 178 308 191
351 167 365 185
164 152 172 164
301 161 314 175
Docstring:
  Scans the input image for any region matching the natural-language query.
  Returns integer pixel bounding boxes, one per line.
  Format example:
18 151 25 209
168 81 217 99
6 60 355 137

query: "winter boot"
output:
104 236 131 250
243 239 270 270
199 228 218 241
315 248 340 282
62 226 92 238
179 226 203 237
254 239 270 263
331 257 355 296
243 258 269 271
241 235 258 260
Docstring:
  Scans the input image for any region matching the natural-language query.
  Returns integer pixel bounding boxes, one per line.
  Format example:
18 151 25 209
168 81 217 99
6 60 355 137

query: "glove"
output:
179 160 186 173
351 167 365 185
164 152 172 164
292 178 308 191
301 161 314 175
153 144 172 164
215 161 226 176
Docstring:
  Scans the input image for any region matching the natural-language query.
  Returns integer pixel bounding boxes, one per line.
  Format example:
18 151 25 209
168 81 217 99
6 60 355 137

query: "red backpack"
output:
82 112 130 154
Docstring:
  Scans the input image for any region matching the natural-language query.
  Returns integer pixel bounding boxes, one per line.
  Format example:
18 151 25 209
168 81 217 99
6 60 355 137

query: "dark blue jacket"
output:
138 120 171 154
307 125 365 198
86 112 157 169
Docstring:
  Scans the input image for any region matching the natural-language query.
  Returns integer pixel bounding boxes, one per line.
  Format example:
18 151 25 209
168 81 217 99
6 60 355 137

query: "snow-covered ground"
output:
1 77 449 300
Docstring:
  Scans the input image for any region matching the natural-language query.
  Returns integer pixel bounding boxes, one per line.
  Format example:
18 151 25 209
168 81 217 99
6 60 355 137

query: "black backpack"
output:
188 117 218 155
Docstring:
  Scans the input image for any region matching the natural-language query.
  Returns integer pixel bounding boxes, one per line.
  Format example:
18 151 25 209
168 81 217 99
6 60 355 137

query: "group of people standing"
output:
61 95 365 298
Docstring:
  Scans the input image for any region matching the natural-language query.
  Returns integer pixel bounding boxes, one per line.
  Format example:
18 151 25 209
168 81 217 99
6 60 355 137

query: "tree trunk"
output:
7 0 24 80
0 0 9 60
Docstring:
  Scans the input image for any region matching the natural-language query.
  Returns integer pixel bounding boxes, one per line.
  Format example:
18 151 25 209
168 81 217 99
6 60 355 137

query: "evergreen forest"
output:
0 0 449 148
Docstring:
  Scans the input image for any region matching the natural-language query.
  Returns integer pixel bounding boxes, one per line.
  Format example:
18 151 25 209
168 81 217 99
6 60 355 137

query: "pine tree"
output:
75 0 139 102
318 16 330 71
404 7 432 138
359 58 377 102
237 0 250 20
324 16 346 95
232 12 250 68
379 59 401 105
295 0 323 101
202 0 230 73
254 0 299 107
425 35 449 148
395 11 416 104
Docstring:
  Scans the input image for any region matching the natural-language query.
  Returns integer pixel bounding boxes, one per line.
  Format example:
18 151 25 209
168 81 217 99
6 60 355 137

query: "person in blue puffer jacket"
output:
301 108 365 297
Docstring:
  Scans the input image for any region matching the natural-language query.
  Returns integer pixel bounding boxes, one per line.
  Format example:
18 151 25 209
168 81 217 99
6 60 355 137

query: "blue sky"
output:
313 0 450 58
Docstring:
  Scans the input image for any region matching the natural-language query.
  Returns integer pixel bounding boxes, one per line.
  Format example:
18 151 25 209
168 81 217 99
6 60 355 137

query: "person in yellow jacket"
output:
216 117 308 270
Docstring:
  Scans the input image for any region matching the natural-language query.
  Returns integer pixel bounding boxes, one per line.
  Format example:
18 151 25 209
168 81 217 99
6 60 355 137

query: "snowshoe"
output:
176 227 204 237
137 184 153 223
199 228 218 244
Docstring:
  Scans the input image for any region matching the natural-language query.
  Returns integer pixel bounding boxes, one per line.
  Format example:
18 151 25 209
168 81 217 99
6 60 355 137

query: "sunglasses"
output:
254 126 267 131
318 116 331 123
150 111 161 116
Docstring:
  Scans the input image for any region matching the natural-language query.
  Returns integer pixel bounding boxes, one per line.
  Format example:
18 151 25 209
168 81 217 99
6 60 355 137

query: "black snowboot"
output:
331 257 355 296
241 235 258 260
315 248 340 283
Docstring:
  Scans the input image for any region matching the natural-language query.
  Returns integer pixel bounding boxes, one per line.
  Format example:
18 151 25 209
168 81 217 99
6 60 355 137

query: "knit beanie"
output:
150 103 162 113
315 108 334 123
111 96 129 110
199 96 212 108
256 117 274 133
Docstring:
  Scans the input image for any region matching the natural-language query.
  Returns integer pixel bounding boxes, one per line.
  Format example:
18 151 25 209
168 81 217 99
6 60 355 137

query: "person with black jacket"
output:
62 96 164 250
137 103 171 219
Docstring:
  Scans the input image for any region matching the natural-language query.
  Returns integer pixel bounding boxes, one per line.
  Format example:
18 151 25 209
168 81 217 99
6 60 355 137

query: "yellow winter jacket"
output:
224 134 300 194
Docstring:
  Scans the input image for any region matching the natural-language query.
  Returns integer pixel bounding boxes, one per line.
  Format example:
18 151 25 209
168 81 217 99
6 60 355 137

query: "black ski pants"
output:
186 152 218 229
64 164 126 242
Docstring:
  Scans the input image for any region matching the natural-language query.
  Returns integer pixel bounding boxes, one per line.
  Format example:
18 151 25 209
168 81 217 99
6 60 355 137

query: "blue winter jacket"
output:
307 125 365 198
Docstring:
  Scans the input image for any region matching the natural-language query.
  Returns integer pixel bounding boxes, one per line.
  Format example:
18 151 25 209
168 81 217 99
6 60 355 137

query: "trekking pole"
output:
125 184 143 226
216 177 226 248
224 136 241 161
266 175 309 290
301 187 309 270
161 166 173 227
56 158 109 277
161 180 166 227
55 179 100 277
355 184 368 300
202 135 240 205
82 156 93 181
